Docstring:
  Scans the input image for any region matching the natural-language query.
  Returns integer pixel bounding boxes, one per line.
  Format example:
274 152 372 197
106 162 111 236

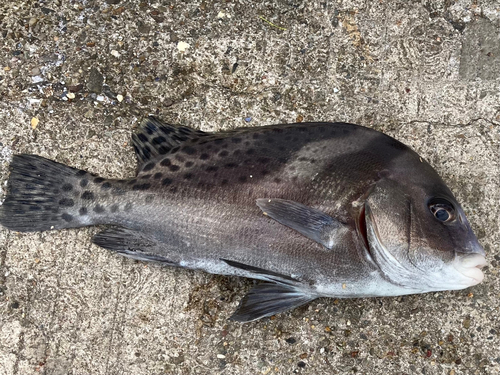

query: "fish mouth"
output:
453 253 487 286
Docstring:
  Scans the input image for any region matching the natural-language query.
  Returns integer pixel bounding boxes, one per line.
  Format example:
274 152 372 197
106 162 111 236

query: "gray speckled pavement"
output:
0 1 499 374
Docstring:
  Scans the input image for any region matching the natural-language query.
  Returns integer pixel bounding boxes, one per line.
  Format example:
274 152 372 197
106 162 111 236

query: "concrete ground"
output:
0 0 499 374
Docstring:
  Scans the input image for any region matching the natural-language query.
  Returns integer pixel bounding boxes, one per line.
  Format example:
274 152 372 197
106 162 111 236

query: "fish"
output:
0 117 486 322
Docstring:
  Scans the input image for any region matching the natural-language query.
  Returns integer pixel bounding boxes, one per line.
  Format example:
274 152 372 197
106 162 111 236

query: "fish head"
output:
362 178 486 294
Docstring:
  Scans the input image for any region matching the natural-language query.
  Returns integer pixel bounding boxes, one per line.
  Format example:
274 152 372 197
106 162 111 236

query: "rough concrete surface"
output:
0 0 499 374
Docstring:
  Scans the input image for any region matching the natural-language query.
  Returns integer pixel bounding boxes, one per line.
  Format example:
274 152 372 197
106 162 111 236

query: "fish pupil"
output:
435 209 449 222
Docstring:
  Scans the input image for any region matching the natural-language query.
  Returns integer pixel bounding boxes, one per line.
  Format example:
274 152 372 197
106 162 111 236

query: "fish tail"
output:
0 155 113 232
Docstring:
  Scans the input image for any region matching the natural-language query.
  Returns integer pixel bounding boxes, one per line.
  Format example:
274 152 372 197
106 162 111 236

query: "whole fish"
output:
0 118 486 322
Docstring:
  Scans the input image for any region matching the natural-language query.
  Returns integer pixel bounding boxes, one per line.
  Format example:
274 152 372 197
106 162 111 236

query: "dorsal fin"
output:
131 116 208 164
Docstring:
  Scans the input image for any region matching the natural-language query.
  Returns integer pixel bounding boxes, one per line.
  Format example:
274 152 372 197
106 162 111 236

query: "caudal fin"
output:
0 155 112 232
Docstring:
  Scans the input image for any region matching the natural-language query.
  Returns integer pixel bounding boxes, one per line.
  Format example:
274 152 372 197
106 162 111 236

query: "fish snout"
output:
453 253 487 286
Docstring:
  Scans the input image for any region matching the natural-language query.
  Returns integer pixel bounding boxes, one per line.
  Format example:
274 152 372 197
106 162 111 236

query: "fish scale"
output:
0 117 486 322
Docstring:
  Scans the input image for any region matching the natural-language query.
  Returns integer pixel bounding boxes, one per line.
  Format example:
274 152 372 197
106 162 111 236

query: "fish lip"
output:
453 253 487 285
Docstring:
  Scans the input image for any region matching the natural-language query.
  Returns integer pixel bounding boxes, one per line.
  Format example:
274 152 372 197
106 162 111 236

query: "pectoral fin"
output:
256 198 347 250
230 283 316 322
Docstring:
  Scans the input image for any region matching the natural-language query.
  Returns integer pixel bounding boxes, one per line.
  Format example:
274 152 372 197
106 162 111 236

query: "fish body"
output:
0 118 486 321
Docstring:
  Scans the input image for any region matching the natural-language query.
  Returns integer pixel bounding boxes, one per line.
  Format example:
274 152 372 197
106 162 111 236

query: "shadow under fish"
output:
0 117 487 322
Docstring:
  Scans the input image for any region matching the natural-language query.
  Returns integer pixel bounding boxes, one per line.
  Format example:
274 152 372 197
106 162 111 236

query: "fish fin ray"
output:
230 283 316 322
92 227 176 265
256 198 347 250
132 116 208 169
221 258 297 283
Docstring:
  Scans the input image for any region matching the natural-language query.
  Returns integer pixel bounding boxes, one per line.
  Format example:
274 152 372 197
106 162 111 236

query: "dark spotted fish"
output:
0 117 486 322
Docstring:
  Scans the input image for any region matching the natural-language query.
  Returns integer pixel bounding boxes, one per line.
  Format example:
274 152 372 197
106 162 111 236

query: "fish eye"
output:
428 198 455 223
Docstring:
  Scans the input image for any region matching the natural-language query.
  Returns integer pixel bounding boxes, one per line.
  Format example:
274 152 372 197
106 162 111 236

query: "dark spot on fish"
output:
265 137 274 144
214 138 224 145
138 133 148 142
175 155 186 163
261 170 269 175
153 136 166 144
101 182 112 190
128 179 137 185
143 162 155 172
160 127 173 135
291 176 298 182
169 165 180 172
162 178 173 186
145 127 154 135
81 191 94 200
278 146 286 151
141 174 152 179
158 146 170 154
231 137 242 144
160 158 171 166
76 170 87 177
244 141 250 146
171 146 180 154
145 195 154 203
243 159 253 166
298 157 308 162
59 198 74 207
79 207 87 215
182 146 196 155
53 189 60 195
62 183 73 192
272 128 283 133
206 166 218 173
252 133 260 139
258 157 270 164
94 205 105 213
185 161 194 168
224 162 238 169
200 153 210 160
154 172 163 179
169 186 178 194
94 177 105 184
50 216 58 221
221 179 228 186
238 176 247 183
298 127 307 132
62 213 73 222
218 150 229 157
133 183 151 191
274 178 282 183
183 173 193 180
29 205 42 211
233 149 242 156
110 204 119 213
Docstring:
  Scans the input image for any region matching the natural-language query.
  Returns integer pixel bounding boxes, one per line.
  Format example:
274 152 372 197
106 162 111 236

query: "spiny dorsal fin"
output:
230 283 316 322
256 198 348 250
132 116 208 165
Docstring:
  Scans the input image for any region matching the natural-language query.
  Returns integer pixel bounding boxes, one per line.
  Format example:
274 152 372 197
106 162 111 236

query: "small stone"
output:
177 41 190 52
117 94 124 102
96 95 105 102
111 50 120 58
31 117 39 129
4 67 10 71
87 67 104 93
31 76 43 83
216 354 225 359
28 18 38 27
463 319 471 329
31 67 40 75
67 92 75 99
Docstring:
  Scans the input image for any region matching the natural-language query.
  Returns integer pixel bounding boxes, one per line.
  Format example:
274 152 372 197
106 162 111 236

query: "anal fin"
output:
92 227 176 265
230 283 316 322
